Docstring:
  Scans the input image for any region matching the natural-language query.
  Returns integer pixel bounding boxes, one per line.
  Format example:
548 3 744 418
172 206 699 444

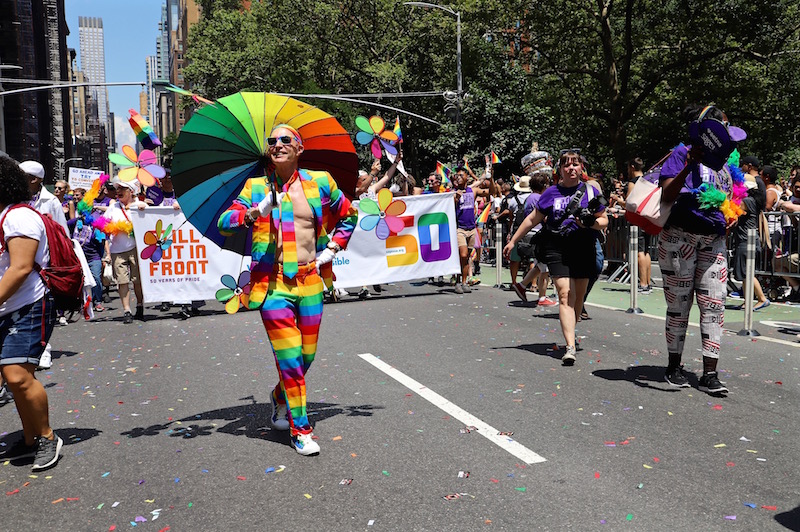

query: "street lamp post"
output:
57 157 82 181
404 2 462 120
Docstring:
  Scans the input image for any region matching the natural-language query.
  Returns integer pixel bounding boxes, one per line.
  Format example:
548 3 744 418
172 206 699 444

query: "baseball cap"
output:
741 155 761 169
19 160 45 179
114 180 140 195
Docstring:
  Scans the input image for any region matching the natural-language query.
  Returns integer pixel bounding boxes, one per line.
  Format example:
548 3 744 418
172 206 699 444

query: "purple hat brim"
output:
728 126 747 142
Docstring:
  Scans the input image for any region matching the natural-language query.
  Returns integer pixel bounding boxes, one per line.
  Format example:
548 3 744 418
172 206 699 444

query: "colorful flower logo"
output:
354 115 399 159
359 189 406 240
215 271 251 314
141 219 173 262
109 145 166 187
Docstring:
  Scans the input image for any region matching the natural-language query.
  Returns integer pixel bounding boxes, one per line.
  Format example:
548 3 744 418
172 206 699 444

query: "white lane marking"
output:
358 353 546 465
584 302 800 348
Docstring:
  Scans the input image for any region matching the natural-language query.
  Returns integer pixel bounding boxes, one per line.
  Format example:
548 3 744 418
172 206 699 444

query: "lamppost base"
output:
626 307 644 314
737 328 761 337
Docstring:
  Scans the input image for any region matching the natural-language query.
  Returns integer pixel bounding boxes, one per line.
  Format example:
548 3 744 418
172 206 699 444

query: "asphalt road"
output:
1 281 798 531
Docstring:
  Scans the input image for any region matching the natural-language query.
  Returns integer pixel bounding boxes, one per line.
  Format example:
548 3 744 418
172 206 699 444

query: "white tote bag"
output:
624 176 672 235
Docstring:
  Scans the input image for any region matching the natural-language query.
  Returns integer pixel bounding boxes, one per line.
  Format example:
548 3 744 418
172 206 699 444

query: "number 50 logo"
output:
386 213 452 268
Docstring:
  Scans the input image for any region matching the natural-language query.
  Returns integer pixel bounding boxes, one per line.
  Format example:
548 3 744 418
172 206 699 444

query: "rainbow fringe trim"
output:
93 217 133 238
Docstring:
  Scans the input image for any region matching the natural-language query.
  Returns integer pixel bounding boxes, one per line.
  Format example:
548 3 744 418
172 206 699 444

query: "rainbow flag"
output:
436 161 452 185
477 203 492 224
490 151 501 165
128 109 161 150
393 117 403 143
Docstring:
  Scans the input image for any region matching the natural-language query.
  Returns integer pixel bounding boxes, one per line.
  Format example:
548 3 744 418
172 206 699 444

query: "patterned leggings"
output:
657 226 727 360
260 262 324 435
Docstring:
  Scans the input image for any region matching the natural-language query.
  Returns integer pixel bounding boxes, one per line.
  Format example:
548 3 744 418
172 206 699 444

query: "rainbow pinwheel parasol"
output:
354 115 399 159
171 92 358 254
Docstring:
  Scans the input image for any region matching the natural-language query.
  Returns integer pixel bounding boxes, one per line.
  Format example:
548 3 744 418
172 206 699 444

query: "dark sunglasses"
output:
267 135 294 147
559 148 581 155
54 186 66 190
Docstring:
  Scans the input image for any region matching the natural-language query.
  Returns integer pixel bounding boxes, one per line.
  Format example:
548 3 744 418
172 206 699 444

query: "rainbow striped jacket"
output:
218 169 357 308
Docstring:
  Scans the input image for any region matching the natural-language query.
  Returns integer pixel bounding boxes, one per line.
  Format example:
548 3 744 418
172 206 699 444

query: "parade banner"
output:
129 207 249 303
68 167 103 190
331 192 461 288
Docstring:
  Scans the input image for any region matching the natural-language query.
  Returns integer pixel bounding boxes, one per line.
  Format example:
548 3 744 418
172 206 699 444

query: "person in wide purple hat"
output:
658 103 747 395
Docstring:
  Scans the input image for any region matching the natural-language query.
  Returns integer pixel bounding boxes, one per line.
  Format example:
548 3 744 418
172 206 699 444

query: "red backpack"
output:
0 204 84 310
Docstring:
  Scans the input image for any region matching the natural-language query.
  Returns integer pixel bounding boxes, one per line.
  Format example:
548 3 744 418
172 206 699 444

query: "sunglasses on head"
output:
559 148 581 155
267 135 294 147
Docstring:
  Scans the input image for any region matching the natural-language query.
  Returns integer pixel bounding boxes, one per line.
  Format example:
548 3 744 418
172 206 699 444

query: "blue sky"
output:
65 0 163 151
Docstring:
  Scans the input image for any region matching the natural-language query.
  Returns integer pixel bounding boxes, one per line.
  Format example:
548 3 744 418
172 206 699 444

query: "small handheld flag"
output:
490 151 502 165
393 117 403 143
436 161 452 185
477 203 491 224
128 110 161 150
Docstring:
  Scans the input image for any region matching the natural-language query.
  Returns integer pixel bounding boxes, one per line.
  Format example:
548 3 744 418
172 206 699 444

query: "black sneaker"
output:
373 284 382 293
698 372 729 394
123 311 133 324
178 307 192 320
32 433 62 470
134 306 145 321
158 302 171 312
0 438 37 460
664 365 690 388
357 288 370 300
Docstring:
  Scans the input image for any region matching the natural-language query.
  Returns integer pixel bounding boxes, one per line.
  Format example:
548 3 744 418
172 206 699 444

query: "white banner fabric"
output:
68 167 103 190
129 207 249 303
331 192 461 289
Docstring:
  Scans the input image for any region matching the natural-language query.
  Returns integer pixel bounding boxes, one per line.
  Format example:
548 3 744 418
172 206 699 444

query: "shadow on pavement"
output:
592 365 689 392
120 401 383 446
494 342 563 361
0 427 102 466
51 350 79 361
775 505 800 531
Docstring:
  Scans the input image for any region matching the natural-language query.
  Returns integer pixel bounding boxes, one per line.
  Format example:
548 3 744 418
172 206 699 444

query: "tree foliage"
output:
184 0 800 180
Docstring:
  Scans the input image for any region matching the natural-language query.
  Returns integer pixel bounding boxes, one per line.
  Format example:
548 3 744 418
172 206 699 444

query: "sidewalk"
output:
475 263 800 342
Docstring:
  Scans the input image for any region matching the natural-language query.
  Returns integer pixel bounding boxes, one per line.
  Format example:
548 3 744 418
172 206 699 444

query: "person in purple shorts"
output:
505 150 608 365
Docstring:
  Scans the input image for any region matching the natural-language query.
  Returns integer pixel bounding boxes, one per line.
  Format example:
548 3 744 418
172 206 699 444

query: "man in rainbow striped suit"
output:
218 125 357 455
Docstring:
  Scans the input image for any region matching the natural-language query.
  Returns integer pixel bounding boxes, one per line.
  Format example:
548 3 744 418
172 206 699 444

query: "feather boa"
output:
93 217 133 237
76 174 110 216
687 162 748 224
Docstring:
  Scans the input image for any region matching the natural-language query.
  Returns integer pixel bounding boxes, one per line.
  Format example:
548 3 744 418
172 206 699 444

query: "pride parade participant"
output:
218 125 357 456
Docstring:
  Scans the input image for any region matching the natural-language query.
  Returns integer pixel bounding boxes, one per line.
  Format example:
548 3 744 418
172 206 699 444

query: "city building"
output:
0 0 73 182
78 16 109 130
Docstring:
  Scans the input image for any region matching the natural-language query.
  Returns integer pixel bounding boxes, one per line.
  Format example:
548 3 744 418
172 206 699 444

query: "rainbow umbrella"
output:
171 92 358 254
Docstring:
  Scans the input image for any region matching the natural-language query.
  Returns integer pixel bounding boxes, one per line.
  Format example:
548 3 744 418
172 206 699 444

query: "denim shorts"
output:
0 295 55 366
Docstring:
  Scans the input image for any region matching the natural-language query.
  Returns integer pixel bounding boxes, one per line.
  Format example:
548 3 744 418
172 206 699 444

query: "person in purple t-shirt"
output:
657 104 746 395
452 166 495 294
504 151 607 365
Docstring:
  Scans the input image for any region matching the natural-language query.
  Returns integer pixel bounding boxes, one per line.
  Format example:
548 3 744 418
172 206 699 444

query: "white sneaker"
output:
335 288 349 298
562 345 577 366
291 432 320 456
270 394 290 431
37 343 53 370
58 316 68 326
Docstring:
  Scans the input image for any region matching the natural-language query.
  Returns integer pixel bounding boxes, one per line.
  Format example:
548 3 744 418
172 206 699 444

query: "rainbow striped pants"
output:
261 262 323 435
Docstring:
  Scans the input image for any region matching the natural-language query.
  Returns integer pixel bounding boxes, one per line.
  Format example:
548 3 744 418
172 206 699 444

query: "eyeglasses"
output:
267 135 294 147
559 148 581 155
114 187 130 193
54 186 66 191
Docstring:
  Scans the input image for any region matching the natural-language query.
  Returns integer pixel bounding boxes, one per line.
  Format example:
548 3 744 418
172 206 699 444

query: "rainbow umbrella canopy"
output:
171 92 359 254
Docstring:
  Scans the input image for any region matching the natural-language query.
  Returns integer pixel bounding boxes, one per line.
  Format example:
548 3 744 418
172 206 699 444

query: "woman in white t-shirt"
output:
0 156 61 471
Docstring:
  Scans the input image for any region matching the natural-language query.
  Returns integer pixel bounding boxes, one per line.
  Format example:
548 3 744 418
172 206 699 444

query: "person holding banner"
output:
97 180 147 324
218 124 357 456
504 150 608 365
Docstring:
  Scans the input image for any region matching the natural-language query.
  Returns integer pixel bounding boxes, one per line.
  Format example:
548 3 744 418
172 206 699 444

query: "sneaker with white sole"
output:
37 343 53 370
270 393 290 431
291 432 320 456
698 372 728 394
538 297 557 306
32 433 63 471
562 345 577 366
0 384 13 406
664 365 690 388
